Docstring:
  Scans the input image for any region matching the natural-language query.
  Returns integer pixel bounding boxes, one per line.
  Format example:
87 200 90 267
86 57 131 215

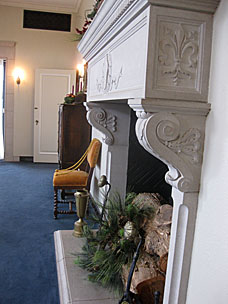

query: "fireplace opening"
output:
127 110 172 204
122 110 173 303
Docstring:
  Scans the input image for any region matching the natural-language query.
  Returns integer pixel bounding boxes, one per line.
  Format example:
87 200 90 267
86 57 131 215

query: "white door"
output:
34 69 75 163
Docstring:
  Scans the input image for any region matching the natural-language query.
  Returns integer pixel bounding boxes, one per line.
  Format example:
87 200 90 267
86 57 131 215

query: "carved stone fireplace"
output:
78 0 220 303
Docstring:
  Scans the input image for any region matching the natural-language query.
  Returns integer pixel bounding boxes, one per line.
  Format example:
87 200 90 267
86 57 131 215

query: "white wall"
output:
0 1 93 157
186 1 228 303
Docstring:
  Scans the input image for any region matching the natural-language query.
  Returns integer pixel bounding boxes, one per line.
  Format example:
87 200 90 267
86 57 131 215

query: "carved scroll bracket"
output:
129 100 210 193
86 103 117 145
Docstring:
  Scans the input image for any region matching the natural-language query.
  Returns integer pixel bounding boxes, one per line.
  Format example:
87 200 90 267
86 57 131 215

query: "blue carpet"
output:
0 162 77 304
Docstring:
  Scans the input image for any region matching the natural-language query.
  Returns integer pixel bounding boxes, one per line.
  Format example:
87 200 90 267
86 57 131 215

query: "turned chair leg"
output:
61 189 66 200
54 189 58 219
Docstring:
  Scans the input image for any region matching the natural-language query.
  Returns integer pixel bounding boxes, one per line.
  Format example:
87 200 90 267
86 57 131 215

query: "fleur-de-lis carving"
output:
158 24 199 85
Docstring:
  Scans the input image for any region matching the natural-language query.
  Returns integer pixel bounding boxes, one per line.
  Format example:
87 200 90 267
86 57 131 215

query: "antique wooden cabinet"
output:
58 103 91 169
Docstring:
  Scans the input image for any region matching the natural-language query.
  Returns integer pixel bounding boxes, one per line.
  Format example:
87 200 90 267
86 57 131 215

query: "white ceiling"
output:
0 0 82 13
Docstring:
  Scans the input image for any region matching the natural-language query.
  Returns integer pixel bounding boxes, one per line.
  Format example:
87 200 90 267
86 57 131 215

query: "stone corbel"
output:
130 100 210 193
85 103 117 145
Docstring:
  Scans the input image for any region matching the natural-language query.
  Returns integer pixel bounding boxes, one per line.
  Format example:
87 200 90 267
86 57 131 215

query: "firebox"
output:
127 109 171 201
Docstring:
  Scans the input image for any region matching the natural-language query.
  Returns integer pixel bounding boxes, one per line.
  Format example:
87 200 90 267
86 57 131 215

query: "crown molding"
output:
148 0 220 13
0 0 82 13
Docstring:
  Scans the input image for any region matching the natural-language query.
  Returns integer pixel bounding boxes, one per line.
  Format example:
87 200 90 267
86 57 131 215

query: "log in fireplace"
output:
78 0 220 303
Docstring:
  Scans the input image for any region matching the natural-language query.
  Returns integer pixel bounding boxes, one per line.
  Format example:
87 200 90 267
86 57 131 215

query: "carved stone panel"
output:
96 53 123 94
87 8 148 101
147 6 213 102
157 22 200 89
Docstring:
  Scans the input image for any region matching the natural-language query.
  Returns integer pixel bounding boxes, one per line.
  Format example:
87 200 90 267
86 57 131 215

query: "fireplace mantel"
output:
79 0 219 103
78 0 220 303
79 0 220 61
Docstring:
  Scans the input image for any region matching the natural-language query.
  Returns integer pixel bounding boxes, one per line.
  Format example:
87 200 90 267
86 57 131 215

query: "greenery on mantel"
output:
74 0 104 41
75 192 155 294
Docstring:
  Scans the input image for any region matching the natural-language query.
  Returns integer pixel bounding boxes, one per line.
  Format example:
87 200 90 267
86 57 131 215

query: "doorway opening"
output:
0 59 5 160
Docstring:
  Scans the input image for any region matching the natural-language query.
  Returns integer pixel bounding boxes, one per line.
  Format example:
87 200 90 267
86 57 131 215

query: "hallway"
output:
0 161 76 304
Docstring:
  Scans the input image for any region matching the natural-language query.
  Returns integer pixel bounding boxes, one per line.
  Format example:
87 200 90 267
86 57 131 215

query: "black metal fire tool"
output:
119 237 143 304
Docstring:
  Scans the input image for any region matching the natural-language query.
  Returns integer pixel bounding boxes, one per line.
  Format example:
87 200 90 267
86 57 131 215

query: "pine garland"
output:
75 192 155 294
74 0 104 41
87 0 104 20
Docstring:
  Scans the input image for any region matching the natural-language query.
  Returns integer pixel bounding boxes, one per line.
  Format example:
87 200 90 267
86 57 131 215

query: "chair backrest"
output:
85 138 101 191
87 138 101 169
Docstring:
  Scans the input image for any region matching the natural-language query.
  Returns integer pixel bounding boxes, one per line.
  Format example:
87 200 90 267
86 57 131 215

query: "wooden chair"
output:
53 138 101 219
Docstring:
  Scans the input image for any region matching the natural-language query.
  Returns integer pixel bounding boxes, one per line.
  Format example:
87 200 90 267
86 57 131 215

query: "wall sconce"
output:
13 68 25 86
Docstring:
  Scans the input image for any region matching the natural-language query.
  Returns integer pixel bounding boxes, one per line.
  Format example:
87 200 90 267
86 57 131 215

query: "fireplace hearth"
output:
78 0 220 303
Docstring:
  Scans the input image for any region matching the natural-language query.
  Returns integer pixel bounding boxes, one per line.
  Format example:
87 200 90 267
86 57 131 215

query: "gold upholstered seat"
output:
53 138 101 219
53 170 89 187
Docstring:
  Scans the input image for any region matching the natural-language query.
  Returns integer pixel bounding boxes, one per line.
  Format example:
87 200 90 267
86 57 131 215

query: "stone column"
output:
86 101 131 202
128 4 215 301
129 99 210 303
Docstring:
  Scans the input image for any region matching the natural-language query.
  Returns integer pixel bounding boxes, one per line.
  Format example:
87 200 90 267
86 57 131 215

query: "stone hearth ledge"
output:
54 230 118 304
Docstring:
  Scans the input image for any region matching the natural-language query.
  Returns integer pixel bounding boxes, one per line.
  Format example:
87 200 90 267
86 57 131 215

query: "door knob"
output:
35 120 39 125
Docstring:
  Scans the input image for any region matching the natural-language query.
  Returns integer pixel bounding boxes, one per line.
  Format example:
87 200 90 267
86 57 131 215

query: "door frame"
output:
34 68 76 163
0 41 17 162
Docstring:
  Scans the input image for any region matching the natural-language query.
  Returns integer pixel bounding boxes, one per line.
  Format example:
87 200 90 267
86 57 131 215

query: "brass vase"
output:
72 189 89 237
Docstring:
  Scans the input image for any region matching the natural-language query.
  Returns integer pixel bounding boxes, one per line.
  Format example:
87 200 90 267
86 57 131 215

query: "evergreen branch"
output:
75 192 154 293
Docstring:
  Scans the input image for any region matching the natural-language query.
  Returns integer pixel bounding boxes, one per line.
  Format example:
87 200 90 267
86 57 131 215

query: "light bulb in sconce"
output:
13 68 25 85
16 76 20 85
77 63 84 78
76 59 87 93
